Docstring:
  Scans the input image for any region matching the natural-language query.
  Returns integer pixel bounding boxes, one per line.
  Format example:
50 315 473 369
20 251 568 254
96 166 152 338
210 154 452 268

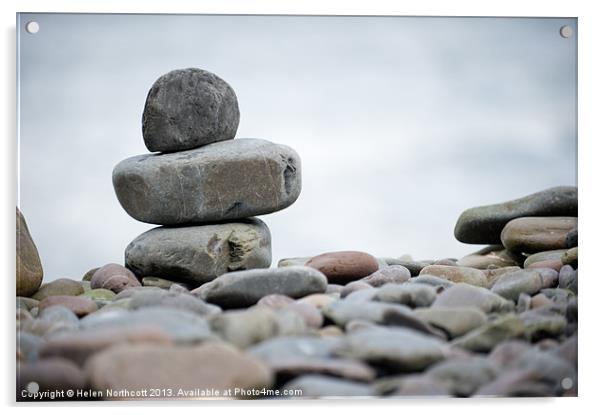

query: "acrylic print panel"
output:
17 14 577 400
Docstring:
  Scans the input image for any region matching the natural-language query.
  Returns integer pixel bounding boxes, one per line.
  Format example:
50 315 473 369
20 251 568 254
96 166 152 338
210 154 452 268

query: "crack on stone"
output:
225 201 242 217
282 155 297 196
206 234 220 261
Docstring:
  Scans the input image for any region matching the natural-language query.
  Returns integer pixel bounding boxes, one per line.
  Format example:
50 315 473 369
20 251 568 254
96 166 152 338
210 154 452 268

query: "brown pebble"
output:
91 263 141 294
305 251 379 284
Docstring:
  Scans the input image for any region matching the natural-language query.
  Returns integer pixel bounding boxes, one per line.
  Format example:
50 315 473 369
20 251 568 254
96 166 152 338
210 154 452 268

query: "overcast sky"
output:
18 14 577 281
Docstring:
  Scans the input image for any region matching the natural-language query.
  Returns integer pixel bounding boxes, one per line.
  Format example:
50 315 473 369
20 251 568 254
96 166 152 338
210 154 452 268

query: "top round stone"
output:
142 68 240 153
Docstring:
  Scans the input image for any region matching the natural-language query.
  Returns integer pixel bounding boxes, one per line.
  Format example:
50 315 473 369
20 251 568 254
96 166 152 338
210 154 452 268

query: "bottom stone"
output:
124 218 271 286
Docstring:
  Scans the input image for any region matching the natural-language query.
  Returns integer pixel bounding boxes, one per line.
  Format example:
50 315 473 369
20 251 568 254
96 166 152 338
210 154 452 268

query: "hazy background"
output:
17 14 577 281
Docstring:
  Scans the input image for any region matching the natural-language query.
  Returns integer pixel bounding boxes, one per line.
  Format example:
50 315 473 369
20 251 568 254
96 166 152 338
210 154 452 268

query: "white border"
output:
2 0 600 413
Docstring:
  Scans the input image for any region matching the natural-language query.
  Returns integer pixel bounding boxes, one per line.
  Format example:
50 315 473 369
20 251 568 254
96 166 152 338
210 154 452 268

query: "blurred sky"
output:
17 14 577 281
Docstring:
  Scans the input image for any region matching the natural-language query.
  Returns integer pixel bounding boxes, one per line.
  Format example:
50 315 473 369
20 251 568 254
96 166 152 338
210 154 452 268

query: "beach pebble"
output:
305 251 379 284
194 266 327 309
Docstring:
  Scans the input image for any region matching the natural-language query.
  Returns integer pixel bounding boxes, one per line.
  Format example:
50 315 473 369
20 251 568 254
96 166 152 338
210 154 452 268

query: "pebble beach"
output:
16 68 577 400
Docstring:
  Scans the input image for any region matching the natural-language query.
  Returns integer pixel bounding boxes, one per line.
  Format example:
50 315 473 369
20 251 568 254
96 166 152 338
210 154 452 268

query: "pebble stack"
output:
113 68 302 286
15 74 578 399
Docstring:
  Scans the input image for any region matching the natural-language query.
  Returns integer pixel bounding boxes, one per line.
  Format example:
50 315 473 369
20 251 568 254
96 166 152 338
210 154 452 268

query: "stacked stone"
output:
451 186 578 323
454 186 578 289
112 68 302 287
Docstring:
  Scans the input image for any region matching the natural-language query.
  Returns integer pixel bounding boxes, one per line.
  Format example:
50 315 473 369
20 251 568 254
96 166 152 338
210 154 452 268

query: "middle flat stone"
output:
113 138 302 225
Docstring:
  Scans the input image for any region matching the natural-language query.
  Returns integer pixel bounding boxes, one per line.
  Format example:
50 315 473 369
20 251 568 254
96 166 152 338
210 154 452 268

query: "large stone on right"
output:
16 208 43 297
125 218 271 285
454 186 577 244
500 217 577 253
113 138 302 225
